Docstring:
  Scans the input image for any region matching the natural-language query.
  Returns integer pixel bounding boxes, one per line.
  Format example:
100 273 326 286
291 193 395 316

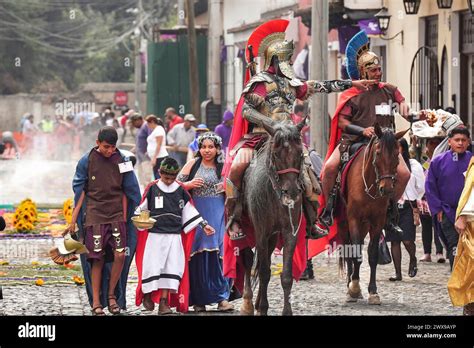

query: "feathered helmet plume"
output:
345 30 380 80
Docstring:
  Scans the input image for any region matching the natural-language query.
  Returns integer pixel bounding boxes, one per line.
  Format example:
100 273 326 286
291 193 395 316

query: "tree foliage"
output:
0 0 176 94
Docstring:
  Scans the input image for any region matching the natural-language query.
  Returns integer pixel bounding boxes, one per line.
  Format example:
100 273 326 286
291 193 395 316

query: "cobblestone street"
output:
0 231 461 316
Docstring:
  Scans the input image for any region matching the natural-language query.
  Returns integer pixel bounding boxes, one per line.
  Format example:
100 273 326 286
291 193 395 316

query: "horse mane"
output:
378 127 397 154
246 122 302 225
271 122 301 147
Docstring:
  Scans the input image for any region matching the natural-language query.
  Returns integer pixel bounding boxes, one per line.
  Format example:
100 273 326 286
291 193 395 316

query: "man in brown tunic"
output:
65 126 138 315
318 31 412 234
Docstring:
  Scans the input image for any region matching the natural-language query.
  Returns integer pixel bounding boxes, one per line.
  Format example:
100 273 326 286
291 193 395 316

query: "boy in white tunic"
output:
135 157 215 314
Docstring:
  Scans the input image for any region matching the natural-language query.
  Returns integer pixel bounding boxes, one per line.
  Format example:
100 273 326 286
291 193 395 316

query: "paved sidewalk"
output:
0 232 461 316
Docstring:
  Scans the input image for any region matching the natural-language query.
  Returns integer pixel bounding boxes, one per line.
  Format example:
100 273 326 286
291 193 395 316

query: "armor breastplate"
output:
251 77 296 132
264 75 296 121
243 72 302 133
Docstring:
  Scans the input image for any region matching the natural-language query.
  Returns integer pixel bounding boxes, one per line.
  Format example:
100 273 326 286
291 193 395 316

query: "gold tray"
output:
131 216 156 229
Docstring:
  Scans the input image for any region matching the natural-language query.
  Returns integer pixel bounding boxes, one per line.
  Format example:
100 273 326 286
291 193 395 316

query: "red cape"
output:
222 82 307 292
222 94 248 180
223 212 307 294
308 83 388 259
135 180 196 313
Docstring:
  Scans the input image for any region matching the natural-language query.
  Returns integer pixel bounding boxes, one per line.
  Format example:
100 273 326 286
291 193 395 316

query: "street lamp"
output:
403 0 421 15
468 0 474 13
374 7 404 44
375 7 391 32
437 0 453 9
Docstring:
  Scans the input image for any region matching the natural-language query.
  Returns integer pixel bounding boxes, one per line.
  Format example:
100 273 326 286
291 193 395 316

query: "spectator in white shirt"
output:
167 114 196 167
145 115 168 179
385 138 425 282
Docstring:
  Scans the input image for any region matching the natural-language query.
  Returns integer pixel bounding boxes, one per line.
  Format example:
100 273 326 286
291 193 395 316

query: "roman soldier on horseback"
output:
317 30 414 236
223 20 375 241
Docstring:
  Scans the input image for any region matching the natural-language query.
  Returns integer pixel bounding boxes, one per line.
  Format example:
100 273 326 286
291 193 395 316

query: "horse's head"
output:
263 119 305 205
371 123 406 197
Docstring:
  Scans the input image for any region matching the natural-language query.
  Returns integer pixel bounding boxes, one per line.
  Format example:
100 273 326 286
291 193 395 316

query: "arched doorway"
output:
440 45 449 108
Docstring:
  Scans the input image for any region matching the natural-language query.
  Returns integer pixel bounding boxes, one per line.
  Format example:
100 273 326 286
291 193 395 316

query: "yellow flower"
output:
35 278 44 286
24 222 34 231
0 260 9 265
73 276 85 285
63 198 73 224
31 261 40 266
15 221 26 231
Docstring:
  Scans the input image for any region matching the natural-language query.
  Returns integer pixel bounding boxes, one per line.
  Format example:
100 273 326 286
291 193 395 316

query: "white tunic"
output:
137 181 203 293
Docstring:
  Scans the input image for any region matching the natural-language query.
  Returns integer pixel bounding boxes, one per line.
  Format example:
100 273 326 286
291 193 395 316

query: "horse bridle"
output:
267 148 304 202
362 136 397 200
267 147 304 237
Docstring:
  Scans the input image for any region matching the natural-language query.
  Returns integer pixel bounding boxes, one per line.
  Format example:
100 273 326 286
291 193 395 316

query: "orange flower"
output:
73 276 85 285
35 278 44 286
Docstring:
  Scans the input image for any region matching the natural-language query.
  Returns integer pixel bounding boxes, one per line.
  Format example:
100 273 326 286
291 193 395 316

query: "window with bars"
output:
425 15 438 51
462 12 474 54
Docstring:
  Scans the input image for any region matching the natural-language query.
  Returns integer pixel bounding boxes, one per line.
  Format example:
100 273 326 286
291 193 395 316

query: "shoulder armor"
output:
289 78 304 87
242 72 275 93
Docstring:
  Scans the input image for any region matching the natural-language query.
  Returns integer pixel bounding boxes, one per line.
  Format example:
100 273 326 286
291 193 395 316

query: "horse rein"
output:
268 151 304 200
267 146 304 237
362 136 397 200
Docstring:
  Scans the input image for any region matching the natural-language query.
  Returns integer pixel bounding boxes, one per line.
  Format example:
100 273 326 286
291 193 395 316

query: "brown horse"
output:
341 123 406 305
239 119 306 315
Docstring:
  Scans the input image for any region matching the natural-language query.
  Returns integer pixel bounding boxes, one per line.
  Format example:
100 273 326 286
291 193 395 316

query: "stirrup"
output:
308 223 329 240
319 208 334 228
226 218 246 241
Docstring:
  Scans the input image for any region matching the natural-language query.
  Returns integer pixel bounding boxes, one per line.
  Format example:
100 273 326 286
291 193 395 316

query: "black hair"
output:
448 126 470 139
444 107 456 114
159 156 180 175
398 138 411 173
190 133 223 181
97 126 118 145
294 104 305 114
130 113 143 122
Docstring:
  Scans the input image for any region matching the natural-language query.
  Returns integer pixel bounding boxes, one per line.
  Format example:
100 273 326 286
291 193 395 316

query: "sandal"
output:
143 293 155 311
91 306 106 316
217 300 234 312
193 305 206 313
107 295 121 315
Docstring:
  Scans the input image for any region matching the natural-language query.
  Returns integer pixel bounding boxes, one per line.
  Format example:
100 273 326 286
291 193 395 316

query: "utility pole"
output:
134 0 143 113
310 0 328 156
186 0 200 119
207 0 222 105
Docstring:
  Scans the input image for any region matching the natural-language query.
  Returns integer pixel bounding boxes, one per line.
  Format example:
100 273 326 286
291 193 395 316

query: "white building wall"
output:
222 0 298 110
382 0 469 129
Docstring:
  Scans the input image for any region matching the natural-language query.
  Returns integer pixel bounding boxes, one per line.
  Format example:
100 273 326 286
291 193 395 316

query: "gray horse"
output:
239 119 306 316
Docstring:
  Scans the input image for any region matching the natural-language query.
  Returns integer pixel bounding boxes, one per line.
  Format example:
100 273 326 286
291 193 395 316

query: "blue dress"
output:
178 164 230 306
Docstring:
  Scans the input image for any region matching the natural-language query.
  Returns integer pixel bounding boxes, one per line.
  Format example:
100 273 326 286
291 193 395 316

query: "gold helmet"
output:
245 19 295 80
261 37 295 79
346 31 381 80
358 51 381 80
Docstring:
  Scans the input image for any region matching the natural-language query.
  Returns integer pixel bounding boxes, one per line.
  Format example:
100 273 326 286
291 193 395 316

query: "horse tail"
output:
251 249 259 291
337 244 346 277
338 247 346 278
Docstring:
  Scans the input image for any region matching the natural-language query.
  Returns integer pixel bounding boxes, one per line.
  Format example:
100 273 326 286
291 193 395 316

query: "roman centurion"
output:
222 20 375 241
